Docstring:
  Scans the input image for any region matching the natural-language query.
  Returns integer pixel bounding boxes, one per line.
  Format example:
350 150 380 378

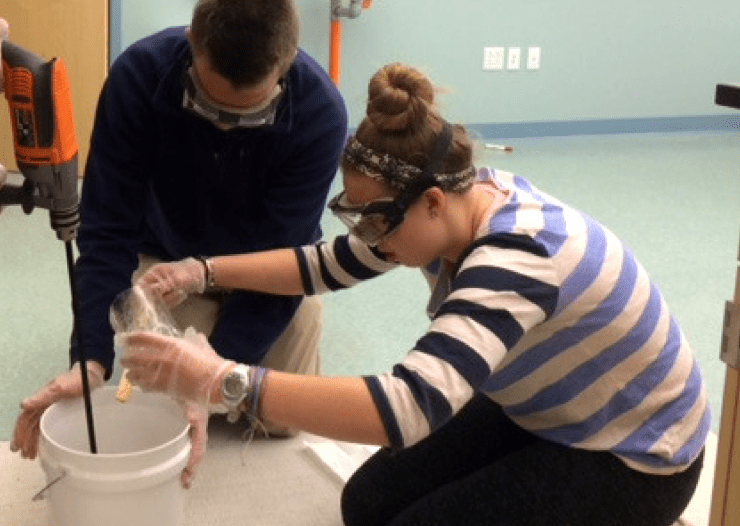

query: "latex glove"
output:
10 361 106 459
181 401 208 489
118 327 233 406
136 257 207 308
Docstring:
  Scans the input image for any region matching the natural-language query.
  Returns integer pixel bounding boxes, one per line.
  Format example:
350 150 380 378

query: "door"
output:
0 0 107 176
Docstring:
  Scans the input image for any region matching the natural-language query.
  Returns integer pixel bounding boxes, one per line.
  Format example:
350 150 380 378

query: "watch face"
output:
222 367 249 406
224 372 243 397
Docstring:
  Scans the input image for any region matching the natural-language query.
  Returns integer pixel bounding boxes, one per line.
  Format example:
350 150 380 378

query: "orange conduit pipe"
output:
329 19 341 85
329 0 373 86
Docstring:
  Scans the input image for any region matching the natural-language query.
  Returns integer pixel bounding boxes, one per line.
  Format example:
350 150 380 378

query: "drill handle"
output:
2 39 79 170
0 177 35 213
2 40 81 240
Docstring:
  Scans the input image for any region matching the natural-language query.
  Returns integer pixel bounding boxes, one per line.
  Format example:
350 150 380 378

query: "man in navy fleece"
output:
10 0 347 487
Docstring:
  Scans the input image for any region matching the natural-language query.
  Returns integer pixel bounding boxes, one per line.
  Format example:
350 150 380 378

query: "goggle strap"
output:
397 121 454 207
423 121 454 179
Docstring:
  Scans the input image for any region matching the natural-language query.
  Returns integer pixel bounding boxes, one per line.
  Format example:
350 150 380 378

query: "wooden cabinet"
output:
1 0 107 176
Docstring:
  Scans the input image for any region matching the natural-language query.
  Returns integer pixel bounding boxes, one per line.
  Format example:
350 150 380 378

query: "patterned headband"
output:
342 135 476 192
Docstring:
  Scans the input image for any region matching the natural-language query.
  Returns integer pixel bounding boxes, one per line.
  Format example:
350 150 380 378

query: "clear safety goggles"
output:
327 176 439 246
182 66 285 130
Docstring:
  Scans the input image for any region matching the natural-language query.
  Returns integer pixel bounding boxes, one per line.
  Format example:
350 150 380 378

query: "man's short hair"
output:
189 0 299 88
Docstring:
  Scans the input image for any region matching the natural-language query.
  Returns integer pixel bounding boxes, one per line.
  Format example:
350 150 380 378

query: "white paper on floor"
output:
302 437 380 484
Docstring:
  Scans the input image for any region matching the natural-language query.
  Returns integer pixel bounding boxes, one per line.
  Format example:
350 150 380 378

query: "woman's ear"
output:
424 187 445 218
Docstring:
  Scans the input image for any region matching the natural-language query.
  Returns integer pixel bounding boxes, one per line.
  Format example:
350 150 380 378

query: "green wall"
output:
111 0 740 132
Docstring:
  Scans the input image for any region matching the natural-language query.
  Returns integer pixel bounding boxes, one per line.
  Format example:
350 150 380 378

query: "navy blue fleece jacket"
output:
72 27 347 377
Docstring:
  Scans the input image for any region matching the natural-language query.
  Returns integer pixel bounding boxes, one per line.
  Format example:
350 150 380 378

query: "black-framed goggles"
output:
327 175 440 246
328 121 454 246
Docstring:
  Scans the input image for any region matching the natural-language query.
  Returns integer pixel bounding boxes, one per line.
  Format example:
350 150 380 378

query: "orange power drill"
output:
1 40 97 452
0 40 80 242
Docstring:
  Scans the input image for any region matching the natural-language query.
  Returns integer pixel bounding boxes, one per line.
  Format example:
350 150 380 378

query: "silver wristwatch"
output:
220 364 251 423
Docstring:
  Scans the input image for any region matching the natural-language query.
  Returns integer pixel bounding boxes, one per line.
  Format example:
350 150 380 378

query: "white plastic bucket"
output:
38 386 191 526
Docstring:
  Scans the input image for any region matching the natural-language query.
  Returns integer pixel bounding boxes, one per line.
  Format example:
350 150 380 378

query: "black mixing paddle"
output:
64 241 98 453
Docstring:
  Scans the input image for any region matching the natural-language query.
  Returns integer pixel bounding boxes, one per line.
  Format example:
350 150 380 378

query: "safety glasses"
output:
328 192 402 246
332 121 454 245
328 176 439 246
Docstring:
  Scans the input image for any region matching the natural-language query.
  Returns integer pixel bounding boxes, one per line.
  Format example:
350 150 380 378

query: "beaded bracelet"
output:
247 367 268 426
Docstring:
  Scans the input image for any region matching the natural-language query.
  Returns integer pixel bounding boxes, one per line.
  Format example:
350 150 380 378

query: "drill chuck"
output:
0 160 81 241
51 204 80 241
14 159 81 241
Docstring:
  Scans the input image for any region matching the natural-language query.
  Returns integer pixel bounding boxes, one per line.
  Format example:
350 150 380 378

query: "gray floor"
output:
0 418 718 526
2 131 740 442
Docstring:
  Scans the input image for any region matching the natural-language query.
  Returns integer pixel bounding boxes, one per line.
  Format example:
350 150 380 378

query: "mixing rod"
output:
64 241 97 453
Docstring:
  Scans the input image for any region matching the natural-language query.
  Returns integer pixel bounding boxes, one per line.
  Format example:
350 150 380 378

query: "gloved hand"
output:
181 400 209 489
117 327 233 407
10 361 106 459
118 328 232 488
136 257 207 308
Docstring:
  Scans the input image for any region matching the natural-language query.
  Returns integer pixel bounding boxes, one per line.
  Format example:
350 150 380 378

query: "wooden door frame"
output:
709 83 740 526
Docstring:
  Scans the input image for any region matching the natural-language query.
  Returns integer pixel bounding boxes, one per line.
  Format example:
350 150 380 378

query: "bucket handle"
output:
32 469 67 502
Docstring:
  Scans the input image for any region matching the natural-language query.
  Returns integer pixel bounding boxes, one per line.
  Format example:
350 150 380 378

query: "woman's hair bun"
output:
365 63 435 132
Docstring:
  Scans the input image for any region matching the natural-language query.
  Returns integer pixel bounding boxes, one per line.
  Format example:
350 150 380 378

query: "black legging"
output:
341 393 704 526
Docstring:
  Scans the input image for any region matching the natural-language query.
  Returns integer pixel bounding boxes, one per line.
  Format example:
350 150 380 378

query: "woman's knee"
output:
340 452 399 526
341 473 371 526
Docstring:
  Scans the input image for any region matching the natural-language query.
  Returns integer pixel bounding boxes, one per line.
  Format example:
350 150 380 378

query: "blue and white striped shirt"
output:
295 167 709 474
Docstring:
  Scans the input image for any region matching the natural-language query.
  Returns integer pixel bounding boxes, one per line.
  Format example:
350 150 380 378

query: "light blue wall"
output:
111 0 740 133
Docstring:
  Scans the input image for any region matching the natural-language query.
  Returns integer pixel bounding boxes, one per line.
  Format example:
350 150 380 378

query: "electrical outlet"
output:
527 47 541 70
483 47 505 70
507 47 521 70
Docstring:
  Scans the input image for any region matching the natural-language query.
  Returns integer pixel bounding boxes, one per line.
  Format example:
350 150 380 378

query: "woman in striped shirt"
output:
121 63 708 526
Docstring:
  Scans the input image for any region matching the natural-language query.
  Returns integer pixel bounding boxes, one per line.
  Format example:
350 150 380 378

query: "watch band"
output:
219 365 269 426
197 255 217 288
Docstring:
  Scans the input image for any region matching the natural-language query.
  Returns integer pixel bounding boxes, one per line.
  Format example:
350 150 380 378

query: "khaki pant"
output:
133 255 321 436
133 255 322 376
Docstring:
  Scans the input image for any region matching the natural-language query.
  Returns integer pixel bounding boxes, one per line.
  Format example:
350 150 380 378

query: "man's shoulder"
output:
108 26 189 97
116 27 189 70
288 50 346 120
290 51 341 97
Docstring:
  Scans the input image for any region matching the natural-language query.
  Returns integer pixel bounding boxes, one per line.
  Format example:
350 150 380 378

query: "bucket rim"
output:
40 387 190 459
